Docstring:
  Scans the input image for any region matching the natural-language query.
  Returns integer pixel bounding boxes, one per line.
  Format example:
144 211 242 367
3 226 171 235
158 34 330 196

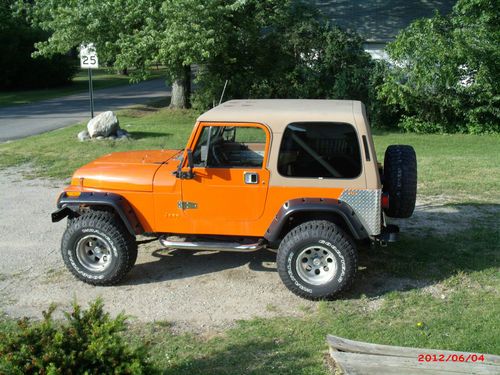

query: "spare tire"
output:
383 145 417 218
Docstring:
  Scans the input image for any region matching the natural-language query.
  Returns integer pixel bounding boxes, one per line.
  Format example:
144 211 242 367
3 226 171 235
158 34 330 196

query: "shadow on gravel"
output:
125 204 499 298
124 248 277 285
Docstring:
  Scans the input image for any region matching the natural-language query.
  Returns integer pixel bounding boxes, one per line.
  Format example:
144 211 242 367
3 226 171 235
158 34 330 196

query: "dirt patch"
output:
389 196 500 236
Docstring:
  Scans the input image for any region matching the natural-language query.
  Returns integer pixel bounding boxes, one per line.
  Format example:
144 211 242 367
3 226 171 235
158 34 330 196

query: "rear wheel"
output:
61 211 137 285
383 145 417 218
277 220 357 300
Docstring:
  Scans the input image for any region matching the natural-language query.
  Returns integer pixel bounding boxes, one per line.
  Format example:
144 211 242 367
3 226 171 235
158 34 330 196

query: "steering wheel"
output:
211 144 229 166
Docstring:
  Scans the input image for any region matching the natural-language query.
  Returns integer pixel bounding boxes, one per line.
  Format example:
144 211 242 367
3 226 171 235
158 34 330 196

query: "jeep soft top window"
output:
193 125 266 168
278 122 361 178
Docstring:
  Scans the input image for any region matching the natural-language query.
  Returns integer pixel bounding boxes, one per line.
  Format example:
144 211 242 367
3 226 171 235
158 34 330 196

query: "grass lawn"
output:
0 67 166 107
0 107 499 373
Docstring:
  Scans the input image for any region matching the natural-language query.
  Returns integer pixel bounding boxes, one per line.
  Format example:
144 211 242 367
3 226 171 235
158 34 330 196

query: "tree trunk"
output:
170 65 191 109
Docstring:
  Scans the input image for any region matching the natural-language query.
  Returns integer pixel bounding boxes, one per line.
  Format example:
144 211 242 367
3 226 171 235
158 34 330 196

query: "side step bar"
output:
159 236 266 252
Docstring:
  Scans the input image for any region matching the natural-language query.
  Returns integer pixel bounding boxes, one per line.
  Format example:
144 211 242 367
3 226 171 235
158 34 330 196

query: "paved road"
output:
0 79 170 142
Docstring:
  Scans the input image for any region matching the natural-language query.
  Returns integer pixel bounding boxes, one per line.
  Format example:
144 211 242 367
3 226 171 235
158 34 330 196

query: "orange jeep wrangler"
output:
52 100 417 300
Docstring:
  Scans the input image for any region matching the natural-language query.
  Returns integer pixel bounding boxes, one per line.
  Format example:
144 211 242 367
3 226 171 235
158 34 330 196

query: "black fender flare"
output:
264 198 368 242
51 192 142 236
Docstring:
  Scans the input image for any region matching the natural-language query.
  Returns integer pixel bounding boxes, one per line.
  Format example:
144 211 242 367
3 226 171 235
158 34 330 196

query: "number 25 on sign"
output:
80 43 99 69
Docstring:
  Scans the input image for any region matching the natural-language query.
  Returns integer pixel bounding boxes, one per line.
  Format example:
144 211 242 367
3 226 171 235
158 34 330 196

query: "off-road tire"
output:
61 211 137 285
383 145 417 218
67 210 137 270
277 220 357 300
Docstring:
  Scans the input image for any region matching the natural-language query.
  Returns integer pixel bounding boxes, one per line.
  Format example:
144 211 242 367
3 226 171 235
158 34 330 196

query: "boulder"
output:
77 130 90 141
87 111 119 138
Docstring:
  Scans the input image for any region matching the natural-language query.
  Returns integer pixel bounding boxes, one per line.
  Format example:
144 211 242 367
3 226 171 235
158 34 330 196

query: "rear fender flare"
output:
264 198 368 243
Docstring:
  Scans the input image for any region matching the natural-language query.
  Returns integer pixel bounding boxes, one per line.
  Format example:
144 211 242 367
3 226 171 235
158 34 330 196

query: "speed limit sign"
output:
80 43 98 118
80 43 99 69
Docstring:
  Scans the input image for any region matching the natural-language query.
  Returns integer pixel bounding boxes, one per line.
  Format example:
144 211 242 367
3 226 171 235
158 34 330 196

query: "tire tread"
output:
277 220 357 300
383 145 417 218
61 211 137 285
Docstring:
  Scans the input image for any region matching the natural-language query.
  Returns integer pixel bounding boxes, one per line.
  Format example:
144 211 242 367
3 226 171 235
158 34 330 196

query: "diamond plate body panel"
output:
339 189 381 235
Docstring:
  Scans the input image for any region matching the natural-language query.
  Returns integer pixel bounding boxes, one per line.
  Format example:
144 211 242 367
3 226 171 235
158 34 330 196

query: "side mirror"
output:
175 149 195 179
187 149 194 177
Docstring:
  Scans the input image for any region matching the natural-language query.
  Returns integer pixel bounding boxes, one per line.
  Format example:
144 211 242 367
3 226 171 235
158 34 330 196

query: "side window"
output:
278 122 361 178
192 125 266 168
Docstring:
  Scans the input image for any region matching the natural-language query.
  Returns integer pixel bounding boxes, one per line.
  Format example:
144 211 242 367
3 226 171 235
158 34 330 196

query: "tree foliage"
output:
192 1 373 109
378 0 499 133
24 0 239 108
24 0 373 110
0 0 76 90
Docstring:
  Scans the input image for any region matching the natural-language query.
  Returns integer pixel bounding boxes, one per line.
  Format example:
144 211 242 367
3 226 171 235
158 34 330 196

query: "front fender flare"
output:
51 192 142 236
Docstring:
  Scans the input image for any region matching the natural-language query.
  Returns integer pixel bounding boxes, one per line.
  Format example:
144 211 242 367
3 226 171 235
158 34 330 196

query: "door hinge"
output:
178 201 198 210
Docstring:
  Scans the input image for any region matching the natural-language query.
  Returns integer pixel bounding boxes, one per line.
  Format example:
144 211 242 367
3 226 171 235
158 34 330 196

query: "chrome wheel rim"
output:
295 245 337 285
76 235 112 272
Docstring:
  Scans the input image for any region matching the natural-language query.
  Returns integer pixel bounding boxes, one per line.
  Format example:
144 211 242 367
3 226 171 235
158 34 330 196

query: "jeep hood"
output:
70 150 181 192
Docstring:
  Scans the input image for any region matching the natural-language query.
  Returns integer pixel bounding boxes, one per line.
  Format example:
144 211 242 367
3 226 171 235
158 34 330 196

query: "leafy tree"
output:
192 0 373 110
24 0 373 110
24 0 238 108
378 0 499 133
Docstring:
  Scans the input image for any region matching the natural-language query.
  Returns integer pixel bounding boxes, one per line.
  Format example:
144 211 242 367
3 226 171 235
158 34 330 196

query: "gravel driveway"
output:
0 167 312 332
2 167 497 332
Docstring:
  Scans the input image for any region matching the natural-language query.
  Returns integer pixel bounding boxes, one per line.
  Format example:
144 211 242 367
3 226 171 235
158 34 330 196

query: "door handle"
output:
244 172 259 184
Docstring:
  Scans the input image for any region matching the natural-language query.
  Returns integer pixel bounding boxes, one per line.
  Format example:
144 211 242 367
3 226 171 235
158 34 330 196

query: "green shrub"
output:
398 115 445 133
377 0 499 134
0 299 152 374
367 60 403 129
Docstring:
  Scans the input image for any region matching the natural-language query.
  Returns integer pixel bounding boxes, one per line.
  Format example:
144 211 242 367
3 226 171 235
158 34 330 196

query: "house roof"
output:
314 0 456 42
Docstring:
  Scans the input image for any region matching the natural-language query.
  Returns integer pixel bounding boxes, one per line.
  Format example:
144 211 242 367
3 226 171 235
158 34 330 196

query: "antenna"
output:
218 79 228 105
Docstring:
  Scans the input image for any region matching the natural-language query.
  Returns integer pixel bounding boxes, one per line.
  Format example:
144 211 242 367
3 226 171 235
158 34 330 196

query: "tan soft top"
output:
197 99 365 132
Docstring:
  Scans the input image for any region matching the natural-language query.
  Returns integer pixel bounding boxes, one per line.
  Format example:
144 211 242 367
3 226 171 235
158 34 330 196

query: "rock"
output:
77 130 90 142
108 135 117 140
87 111 119 138
96 136 104 140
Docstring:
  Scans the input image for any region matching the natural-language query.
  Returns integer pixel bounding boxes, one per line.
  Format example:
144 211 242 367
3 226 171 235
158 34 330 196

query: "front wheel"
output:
277 220 357 300
61 211 137 285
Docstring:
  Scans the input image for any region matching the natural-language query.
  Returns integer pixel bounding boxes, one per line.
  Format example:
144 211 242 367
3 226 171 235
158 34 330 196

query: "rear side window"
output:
278 122 361 178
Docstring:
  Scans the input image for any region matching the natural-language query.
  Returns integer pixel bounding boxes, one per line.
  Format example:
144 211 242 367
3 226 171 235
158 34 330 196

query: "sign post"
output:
80 44 99 118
